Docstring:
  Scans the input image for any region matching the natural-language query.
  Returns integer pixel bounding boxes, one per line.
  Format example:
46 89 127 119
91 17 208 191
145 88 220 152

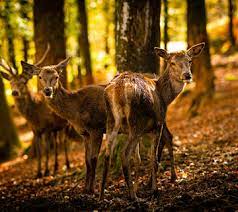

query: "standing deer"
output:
21 57 186 193
21 58 106 193
0 49 70 178
99 43 205 200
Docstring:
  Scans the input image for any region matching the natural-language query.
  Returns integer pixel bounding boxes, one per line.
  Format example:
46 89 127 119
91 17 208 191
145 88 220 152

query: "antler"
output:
34 43 50 66
0 58 17 75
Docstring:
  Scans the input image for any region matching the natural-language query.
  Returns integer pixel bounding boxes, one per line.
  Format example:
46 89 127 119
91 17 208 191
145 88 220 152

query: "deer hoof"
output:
152 189 160 200
44 169 50 176
171 173 177 182
36 172 42 179
83 187 94 194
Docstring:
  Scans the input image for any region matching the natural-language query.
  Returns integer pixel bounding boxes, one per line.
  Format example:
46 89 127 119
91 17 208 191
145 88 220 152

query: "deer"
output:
0 47 71 178
21 58 107 193
99 43 205 200
21 57 187 193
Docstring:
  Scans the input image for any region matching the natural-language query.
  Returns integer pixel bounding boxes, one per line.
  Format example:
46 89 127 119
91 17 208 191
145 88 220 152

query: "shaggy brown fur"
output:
100 43 205 200
0 59 70 178
21 58 106 193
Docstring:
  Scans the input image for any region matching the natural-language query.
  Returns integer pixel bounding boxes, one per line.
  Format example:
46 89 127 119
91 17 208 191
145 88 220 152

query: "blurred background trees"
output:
0 0 237 161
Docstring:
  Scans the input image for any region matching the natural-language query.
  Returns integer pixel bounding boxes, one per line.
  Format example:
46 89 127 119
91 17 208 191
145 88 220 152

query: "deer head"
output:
0 44 50 97
21 57 70 98
0 59 30 97
154 42 205 83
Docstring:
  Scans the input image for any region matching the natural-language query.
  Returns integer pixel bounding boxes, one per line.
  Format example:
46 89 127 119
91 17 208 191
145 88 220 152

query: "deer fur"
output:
0 50 70 178
99 43 205 200
21 59 106 193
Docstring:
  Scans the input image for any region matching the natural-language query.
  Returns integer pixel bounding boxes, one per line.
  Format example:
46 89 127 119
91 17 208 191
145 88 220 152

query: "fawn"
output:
99 43 205 200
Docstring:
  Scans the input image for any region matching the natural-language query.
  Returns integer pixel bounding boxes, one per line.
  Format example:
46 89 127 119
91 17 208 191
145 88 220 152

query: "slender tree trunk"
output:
33 0 67 87
0 76 20 161
77 0 93 85
104 0 110 55
20 0 30 62
4 1 17 71
187 0 215 116
163 0 169 50
228 0 236 47
115 0 161 74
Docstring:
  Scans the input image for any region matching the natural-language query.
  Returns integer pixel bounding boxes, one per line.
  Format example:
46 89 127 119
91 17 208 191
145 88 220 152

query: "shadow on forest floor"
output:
0 65 238 211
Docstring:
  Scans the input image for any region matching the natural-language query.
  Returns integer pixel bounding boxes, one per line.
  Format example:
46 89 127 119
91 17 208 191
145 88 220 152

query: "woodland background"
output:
0 0 237 210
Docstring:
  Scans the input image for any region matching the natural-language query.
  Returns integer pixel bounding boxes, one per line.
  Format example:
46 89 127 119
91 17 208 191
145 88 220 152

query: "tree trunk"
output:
20 0 30 62
33 0 67 87
163 0 169 50
77 0 94 85
115 0 161 74
4 1 17 71
104 0 110 55
187 0 215 116
0 76 20 161
228 0 236 47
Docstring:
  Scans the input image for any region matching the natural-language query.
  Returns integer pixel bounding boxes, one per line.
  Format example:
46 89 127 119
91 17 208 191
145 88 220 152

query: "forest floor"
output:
0 63 238 211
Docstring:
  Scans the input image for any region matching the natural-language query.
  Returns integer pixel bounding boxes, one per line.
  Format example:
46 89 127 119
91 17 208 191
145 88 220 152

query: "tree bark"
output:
4 1 17 71
228 0 236 47
77 0 94 85
20 0 30 62
33 0 67 87
163 0 169 50
104 0 110 55
0 76 20 161
115 0 161 74
187 0 215 116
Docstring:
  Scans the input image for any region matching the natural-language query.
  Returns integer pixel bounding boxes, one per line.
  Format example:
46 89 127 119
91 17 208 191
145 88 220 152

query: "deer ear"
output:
154 47 169 60
0 71 10 81
55 57 71 72
21 61 40 75
187 42 205 58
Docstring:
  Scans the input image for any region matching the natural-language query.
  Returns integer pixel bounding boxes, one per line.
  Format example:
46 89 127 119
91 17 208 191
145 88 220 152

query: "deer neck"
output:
13 85 36 119
46 82 75 121
158 67 185 106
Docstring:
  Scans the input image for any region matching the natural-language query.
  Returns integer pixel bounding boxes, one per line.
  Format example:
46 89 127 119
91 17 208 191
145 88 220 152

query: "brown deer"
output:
99 43 205 200
0 49 70 178
21 58 106 193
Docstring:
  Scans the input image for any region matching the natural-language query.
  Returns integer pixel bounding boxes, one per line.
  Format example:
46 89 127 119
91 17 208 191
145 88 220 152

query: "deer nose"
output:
43 87 53 97
182 72 192 80
12 90 19 97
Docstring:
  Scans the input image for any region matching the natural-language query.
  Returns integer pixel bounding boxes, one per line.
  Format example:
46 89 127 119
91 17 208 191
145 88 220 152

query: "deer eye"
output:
171 62 176 66
39 76 42 79
55 76 59 80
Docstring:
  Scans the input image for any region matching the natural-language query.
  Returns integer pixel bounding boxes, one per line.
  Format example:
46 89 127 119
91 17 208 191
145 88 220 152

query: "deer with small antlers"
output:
21 58 106 193
0 47 71 178
99 43 205 200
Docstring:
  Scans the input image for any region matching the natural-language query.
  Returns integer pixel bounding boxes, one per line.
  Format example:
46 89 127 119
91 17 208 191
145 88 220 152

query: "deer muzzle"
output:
12 90 19 97
43 87 53 98
181 72 193 83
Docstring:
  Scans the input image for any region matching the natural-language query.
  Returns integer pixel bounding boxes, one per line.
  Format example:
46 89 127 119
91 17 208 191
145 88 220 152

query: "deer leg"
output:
84 135 93 193
99 119 120 200
53 132 59 175
133 141 141 192
61 129 70 170
88 132 103 193
163 126 176 181
35 134 42 178
44 133 50 176
151 124 163 193
121 133 139 200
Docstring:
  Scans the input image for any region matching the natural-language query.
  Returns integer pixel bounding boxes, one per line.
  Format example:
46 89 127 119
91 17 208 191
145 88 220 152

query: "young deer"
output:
99 43 205 200
0 50 70 178
21 58 106 193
